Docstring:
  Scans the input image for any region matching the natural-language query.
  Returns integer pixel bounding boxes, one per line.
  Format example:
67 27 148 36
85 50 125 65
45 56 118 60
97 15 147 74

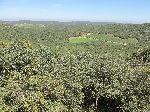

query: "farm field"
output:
67 34 139 59
69 34 138 45
0 23 149 112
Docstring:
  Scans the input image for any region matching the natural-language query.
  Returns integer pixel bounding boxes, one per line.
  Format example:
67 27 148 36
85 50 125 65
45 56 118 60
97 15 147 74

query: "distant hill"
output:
0 20 116 25
0 20 59 25
64 21 116 25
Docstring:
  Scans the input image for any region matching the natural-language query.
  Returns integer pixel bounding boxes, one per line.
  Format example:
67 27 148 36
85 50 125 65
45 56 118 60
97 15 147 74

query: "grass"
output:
69 34 138 45
69 36 98 44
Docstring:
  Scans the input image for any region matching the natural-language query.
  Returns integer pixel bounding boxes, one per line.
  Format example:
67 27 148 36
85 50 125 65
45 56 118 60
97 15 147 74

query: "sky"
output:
0 0 150 23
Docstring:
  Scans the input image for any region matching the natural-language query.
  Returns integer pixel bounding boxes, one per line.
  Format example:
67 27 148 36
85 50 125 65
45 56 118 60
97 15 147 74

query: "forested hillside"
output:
0 23 149 112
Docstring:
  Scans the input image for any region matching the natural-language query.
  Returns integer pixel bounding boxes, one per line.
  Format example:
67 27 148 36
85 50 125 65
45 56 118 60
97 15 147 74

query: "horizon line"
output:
0 19 149 24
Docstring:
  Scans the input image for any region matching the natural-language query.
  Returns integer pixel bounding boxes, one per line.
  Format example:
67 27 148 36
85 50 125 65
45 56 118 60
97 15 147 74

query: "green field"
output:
67 34 139 59
69 34 138 45
69 36 98 43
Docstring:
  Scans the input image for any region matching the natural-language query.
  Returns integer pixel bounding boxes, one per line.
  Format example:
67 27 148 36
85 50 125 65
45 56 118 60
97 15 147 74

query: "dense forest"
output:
0 22 150 112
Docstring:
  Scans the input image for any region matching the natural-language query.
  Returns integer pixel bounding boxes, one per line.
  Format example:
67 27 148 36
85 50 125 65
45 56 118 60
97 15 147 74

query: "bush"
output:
0 41 149 111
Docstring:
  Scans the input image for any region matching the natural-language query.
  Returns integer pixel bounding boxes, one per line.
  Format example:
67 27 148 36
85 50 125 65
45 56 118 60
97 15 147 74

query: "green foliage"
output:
0 23 150 111
132 47 150 62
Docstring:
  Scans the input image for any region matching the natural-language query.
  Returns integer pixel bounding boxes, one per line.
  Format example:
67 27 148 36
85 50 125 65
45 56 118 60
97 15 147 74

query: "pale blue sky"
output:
0 0 150 23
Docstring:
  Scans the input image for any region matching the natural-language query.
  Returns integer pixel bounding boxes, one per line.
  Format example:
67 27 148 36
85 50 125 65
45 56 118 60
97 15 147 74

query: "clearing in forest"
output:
69 34 138 45
69 36 98 44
